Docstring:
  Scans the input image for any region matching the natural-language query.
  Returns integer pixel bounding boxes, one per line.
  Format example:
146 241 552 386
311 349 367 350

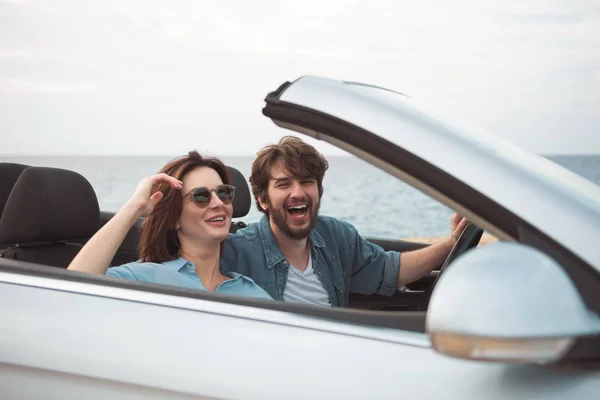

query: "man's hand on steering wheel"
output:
449 213 469 245
423 213 483 307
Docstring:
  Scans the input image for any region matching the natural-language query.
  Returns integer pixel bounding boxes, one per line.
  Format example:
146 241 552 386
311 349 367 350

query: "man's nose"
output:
290 181 304 198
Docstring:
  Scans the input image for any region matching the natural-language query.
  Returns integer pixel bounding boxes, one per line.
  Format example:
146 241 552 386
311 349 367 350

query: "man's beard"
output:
268 197 320 240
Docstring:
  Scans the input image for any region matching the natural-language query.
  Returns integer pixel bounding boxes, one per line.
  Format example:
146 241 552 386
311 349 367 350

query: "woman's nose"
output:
208 191 225 208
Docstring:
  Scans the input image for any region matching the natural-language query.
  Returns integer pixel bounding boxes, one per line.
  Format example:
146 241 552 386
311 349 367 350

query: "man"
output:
221 136 468 306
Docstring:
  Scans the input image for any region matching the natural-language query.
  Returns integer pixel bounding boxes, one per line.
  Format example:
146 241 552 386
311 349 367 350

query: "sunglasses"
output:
183 184 236 207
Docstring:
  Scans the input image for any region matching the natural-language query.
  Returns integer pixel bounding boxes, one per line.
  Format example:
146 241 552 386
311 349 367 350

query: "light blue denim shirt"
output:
106 257 272 300
221 215 400 306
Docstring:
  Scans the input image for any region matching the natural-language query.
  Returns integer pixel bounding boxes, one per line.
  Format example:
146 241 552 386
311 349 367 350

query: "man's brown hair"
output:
138 151 232 262
250 136 329 215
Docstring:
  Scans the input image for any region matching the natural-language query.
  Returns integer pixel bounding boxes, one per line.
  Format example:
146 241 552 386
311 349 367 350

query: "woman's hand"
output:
124 173 183 218
68 173 182 275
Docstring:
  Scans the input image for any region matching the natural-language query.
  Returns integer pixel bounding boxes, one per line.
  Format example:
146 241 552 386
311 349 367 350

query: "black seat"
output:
0 163 29 218
228 165 251 233
0 163 29 251
0 166 100 268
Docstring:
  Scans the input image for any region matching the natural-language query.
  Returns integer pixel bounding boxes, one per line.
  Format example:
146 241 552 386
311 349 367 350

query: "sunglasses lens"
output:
189 185 235 207
191 188 210 205
217 185 235 204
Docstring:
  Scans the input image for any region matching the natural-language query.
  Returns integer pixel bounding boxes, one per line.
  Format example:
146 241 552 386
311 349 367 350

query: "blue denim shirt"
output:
220 216 400 306
106 257 272 300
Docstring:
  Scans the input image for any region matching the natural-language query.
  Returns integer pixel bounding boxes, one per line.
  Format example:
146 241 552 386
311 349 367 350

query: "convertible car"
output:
1 76 599 399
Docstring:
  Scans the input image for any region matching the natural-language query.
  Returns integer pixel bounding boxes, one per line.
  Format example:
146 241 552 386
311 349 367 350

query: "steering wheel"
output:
423 223 484 308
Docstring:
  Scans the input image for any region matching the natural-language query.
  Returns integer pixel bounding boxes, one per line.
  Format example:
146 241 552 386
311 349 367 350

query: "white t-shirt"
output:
283 251 331 306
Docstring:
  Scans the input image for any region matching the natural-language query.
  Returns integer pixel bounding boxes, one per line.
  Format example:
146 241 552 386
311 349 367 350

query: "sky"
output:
0 0 599 156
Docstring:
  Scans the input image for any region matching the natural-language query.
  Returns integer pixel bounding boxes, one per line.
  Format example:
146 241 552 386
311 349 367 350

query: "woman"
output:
67 151 271 299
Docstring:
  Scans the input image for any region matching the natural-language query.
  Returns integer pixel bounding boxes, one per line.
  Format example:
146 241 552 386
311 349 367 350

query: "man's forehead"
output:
269 162 311 181
271 168 294 181
269 164 290 180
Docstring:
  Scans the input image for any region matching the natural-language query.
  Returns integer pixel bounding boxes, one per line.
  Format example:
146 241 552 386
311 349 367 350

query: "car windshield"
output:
339 80 600 210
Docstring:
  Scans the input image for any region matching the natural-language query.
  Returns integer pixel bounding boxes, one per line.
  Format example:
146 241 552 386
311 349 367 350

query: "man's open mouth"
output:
286 204 308 219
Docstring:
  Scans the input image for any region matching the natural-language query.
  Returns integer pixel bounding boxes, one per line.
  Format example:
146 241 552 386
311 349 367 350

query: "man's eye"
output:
301 180 315 185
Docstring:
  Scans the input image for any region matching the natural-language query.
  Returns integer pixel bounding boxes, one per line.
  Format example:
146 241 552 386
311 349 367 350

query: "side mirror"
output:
426 242 600 364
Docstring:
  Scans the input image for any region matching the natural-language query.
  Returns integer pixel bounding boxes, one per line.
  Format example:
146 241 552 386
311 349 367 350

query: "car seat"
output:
0 166 100 268
0 163 29 251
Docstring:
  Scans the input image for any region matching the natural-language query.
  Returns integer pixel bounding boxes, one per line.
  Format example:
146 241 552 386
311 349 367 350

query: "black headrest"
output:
0 167 100 244
0 163 29 218
227 166 251 218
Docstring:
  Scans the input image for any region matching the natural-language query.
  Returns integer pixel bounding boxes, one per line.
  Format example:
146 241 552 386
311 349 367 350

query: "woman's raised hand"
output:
124 173 183 218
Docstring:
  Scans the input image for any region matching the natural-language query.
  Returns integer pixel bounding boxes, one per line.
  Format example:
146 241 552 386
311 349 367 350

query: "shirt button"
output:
283 261 288 265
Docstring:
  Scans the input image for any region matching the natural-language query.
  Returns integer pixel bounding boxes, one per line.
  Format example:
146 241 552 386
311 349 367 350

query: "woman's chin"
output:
215 230 230 241
183 229 230 246
210 226 231 241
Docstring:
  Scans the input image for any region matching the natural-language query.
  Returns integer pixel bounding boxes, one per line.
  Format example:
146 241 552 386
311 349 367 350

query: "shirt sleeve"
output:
105 264 139 281
238 275 274 300
250 284 274 300
339 220 400 296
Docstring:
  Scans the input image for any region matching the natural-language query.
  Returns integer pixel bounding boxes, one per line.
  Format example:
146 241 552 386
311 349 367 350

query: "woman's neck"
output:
178 239 226 292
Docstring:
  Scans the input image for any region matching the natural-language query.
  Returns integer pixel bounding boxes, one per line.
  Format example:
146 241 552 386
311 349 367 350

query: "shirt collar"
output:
163 258 246 284
258 215 326 270
162 257 193 272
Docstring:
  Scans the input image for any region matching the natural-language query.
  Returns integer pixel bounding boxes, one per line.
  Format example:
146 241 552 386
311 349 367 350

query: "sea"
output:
2 155 600 239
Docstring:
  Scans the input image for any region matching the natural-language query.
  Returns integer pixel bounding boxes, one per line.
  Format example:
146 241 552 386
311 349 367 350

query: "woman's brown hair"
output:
138 151 232 263
250 135 329 215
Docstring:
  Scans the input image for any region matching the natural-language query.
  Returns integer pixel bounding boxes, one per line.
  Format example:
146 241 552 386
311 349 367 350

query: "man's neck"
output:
270 220 310 271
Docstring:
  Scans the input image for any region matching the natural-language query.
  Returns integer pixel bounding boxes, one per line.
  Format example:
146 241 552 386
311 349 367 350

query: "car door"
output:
2 262 599 400
5 259 600 400
0 264 427 399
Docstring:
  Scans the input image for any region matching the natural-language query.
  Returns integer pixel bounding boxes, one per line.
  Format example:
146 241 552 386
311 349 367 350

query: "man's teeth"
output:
288 205 307 211
209 217 224 222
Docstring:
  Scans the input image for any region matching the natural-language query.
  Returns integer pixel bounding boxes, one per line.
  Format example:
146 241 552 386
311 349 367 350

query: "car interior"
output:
0 161 481 332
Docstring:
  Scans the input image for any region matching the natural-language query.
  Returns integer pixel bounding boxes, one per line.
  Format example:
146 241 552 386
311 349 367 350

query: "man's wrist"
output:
442 237 455 251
